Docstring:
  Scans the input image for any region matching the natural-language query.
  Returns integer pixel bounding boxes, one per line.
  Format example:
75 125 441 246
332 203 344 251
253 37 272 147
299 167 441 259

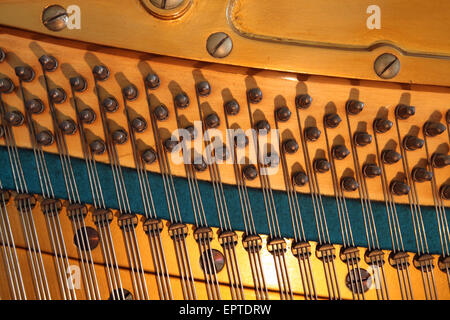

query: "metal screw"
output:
150 0 185 9
42 5 68 31
206 32 233 58
374 53 400 79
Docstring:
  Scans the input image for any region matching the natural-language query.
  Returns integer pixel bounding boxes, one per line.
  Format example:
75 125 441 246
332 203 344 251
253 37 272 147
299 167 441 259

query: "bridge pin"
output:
196 81 211 97
440 184 450 200
275 106 291 122
431 153 450 168
70 76 87 92
346 100 364 115
423 121 446 137
102 97 119 112
0 48 5 62
243 164 258 180
411 167 433 182
403 135 424 151
183 125 197 140
174 92 190 109
145 73 160 89
141 148 157 164
247 88 262 104
354 132 372 146
304 126 321 141
164 138 179 152
25 99 44 114
362 164 381 178
4 110 24 126
0 77 14 93
92 65 110 81
446 110 450 124
193 157 207 172
292 171 308 186
381 150 402 164
0 126 3 139
39 55 58 72
36 130 54 146
89 139 106 155
59 119 77 135
123 84 138 101
153 104 169 121
395 104 415 120
131 116 147 133
234 132 249 148
79 108 96 124
255 120 270 135
14 66 35 82
324 113 341 128
374 118 393 133
341 176 359 192
332 145 350 160
283 138 299 154
112 129 128 144
224 99 240 115
313 158 330 173
214 145 230 161
295 94 312 109
390 180 410 196
205 113 220 128
49 87 67 104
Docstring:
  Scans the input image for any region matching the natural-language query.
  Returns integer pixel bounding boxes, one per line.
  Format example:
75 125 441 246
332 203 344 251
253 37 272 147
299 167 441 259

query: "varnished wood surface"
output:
0 27 448 207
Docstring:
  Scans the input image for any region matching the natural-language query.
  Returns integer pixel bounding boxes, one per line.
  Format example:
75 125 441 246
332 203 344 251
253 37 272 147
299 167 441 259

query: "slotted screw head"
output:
42 5 68 32
374 53 400 79
206 32 233 58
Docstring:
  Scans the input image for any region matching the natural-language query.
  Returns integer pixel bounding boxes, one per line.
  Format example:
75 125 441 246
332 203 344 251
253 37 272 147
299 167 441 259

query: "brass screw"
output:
374 53 400 79
206 32 233 58
150 0 185 9
42 5 68 31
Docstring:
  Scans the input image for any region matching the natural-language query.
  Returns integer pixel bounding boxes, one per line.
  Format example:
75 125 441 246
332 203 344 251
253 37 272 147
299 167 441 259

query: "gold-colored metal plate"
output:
1 1 450 86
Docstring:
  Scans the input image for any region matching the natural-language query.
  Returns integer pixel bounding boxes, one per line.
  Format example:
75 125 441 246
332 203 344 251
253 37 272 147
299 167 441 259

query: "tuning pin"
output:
15 66 35 82
0 48 5 63
292 171 308 186
423 121 446 137
102 97 119 112
234 132 249 148
164 138 179 152
49 88 67 104
247 88 262 104
390 180 410 196
153 104 169 121
381 150 402 164
304 126 321 141
332 145 350 160
92 65 110 81
440 184 450 200
354 132 372 146
193 157 207 172
275 106 291 122
36 130 54 146
184 125 197 140
214 145 230 161
341 177 359 192
395 104 415 120
122 85 138 101
403 135 424 151
4 111 24 126
205 113 220 128
79 108 96 124
346 100 364 115
324 113 341 128
131 116 147 133
141 148 157 164
39 55 58 72
196 81 211 97
313 158 330 173
224 99 240 115
411 167 433 182
374 118 393 133
112 129 128 144
283 139 299 154
431 153 450 168
25 99 45 114
174 92 189 109
70 76 87 92
255 120 270 135
59 119 77 135
90 139 106 155
145 73 160 89
295 94 312 109
243 164 258 180
362 164 381 178
0 77 14 93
